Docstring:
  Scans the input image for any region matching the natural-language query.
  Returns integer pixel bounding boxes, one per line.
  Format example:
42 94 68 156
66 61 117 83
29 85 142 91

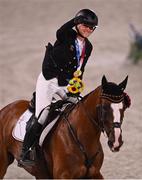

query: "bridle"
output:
97 92 124 133
78 92 124 133
100 92 124 103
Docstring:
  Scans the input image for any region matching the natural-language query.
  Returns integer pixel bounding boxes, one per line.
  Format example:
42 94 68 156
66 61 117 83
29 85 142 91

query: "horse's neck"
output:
66 87 101 153
73 87 102 137
83 86 101 117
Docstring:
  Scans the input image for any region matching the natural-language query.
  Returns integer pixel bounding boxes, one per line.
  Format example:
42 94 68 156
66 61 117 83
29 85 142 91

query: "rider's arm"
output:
56 16 84 42
56 18 76 42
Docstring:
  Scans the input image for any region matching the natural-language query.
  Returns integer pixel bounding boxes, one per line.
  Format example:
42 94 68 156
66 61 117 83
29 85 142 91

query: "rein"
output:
61 91 125 170
63 111 100 170
62 98 101 170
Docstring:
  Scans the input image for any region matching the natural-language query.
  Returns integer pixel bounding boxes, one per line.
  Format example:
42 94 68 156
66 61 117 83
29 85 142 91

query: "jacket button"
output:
73 57 76 59
69 61 72 64
74 66 76 68
60 68 63 72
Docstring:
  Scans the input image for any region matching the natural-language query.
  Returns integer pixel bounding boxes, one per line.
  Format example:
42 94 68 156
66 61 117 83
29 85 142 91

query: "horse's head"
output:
97 75 129 152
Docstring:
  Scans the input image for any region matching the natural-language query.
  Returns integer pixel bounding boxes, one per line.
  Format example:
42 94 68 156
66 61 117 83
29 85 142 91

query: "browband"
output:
101 93 124 103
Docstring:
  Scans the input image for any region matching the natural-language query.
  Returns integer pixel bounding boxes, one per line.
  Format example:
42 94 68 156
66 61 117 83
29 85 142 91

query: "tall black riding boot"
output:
19 116 42 165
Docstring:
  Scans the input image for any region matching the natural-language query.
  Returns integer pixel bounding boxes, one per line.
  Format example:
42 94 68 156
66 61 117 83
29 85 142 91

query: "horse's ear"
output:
118 76 128 91
102 75 107 86
102 75 108 88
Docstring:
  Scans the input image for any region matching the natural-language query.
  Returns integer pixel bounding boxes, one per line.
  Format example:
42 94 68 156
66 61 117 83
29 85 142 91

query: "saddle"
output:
16 95 76 166
28 91 79 118
27 92 76 141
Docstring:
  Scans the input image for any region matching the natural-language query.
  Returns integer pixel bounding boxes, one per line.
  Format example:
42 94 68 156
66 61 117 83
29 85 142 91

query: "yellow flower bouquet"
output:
67 77 84 94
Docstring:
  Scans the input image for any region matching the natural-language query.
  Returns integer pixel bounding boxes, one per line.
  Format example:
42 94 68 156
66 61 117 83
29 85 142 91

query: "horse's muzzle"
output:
108 140 124 152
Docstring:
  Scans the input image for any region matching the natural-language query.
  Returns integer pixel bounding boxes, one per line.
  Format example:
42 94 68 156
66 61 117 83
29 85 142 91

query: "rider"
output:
19 9 98 164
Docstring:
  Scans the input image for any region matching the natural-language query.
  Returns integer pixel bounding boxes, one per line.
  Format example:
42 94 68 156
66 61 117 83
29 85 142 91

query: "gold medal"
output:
73 70 82 77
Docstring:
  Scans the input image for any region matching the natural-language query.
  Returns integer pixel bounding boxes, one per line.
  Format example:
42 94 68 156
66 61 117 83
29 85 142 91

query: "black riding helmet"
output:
75 9 98 28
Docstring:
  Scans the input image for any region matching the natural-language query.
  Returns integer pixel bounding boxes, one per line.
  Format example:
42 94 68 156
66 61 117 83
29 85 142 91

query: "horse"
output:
0 75 130 179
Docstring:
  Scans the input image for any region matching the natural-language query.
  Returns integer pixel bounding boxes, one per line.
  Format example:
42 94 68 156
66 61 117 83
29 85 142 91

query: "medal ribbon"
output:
75 39 85 70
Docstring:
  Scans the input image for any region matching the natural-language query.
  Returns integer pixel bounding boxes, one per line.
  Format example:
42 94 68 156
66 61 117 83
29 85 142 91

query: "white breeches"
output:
35 72 67 124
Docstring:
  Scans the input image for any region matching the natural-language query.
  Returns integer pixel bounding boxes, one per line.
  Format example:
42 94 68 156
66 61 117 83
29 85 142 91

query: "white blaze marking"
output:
111 102 123 148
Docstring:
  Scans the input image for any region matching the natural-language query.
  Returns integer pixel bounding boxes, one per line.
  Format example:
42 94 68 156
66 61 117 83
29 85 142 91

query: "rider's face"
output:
77 24 95 38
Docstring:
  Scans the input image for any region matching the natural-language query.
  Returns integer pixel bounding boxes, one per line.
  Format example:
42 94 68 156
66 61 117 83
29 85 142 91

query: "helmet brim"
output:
82 19 98 28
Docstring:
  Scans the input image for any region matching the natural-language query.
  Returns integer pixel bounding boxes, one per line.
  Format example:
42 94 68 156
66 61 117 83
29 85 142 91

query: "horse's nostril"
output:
120 140 124 147
108 140 113 148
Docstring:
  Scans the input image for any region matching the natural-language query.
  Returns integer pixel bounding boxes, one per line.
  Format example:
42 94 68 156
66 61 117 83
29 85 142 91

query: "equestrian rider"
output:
19 9 98 164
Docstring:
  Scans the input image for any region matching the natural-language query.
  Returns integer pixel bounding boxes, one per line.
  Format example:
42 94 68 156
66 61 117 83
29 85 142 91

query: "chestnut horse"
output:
0 75 129 179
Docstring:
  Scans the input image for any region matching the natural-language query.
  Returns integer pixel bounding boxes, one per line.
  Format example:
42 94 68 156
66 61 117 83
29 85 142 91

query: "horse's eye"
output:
102 105 110 111
102 105 111 118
